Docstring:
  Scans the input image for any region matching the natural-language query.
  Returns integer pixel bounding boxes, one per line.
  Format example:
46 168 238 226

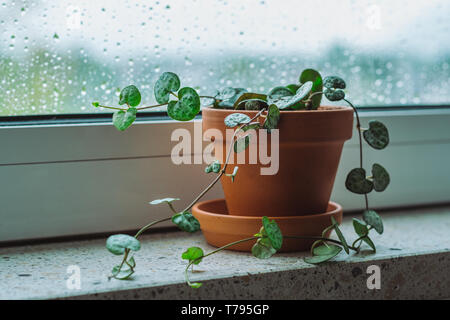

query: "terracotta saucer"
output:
192 198 343 252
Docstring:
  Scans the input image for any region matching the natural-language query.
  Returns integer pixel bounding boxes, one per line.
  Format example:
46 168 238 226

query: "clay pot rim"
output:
202 105 352 114
193 198 342 220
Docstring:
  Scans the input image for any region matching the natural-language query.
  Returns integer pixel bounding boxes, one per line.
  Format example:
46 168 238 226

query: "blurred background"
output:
1 0 449 116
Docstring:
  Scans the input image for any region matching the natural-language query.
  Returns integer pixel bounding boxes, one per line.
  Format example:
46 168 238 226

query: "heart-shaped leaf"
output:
119 85 141 107
243 99 268 110
331 216 349 254
224 113 251 128
234 135 250 153
323 76 346 89
167 87 200 121
363 210 384 234
233 93 267 110
216 88 248 109
352 218 368 237
149 198 180 205
263 104 280 131
274 82 313 110
363 120 389 150
172 212 200 233
251 238 277 259
182 247 204 265
205 160 221 174
286 84 300 94
262 216 283 250
304 244 342 264
324 88 345 101
106 234 141 255
345 168 374 194
215 87 238 100
299 69 323 109
372 163 390 192
112 107 137 131
154 72 180 104
267 86 293 102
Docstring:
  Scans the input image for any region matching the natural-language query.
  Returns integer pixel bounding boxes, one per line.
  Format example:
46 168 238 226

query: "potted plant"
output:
92 69 390 287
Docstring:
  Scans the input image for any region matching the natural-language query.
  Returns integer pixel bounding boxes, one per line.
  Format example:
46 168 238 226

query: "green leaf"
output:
111 265 134 280
304 245 342 264
262 216 283 251
154 72 180 104
182 247 204 265
251 238 277 259
205 160 221 174
272 82 313 110
224 113 251 128
112 107 137 131
324 88 345 101
149 197 180 205
363 210 384 234
286 84 300 94
352 218 368 237
345 168 374 194
299 69 323 109
189 282 203 289
363 120 389 150
263 104 280 131
167 87 200 121
244 99 268 111
92 102 100 107
331 216 349 254
372 163 390 192
119 85 141 107
234 135 250 153
172 212 200 233
106 234 141 255
323 76 346 89
215 88 248 108
267 86 293 102
362 236 376 252
232 92 267 110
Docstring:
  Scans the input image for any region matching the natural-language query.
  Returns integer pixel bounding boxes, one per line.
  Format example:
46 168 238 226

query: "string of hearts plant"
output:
92 69 390 287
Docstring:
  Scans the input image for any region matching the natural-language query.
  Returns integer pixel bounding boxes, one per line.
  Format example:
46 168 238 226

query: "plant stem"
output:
184 236 259 286
98 105 127 111
134 216 172 238
284 235 359 252
136 102 168 110
182 108 266 212
344 98 363 169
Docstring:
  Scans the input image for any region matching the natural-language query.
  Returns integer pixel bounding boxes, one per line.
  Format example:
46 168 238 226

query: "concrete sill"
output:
1 205 449 300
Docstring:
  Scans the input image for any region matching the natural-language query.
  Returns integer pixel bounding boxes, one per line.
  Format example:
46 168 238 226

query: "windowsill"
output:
2 205 450 300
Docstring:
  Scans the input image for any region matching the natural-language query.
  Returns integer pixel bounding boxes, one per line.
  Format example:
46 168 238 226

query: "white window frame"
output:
1 107 450 242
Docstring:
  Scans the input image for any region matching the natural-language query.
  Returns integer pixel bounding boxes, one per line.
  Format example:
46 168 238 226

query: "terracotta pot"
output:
202 106 353 216
192 199 343 252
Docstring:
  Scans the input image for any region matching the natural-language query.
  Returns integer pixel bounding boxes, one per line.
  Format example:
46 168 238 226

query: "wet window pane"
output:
1 0 449 116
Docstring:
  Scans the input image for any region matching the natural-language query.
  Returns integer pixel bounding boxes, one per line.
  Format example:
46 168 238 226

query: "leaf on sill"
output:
363 210 384 234
106 234 141 255
112 107 137 131
172 212 200 233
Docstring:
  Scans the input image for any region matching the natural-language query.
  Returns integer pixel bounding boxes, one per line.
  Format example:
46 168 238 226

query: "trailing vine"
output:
93 69 390 286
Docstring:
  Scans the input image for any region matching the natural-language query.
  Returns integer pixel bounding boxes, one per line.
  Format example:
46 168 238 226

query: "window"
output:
1 0 449 116
1 1 449 243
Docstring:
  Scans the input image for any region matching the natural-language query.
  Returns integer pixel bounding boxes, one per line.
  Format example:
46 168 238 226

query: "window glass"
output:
1 0 449 116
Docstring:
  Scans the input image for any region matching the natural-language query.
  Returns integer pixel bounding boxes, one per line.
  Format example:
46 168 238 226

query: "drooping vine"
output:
93 69 390 285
